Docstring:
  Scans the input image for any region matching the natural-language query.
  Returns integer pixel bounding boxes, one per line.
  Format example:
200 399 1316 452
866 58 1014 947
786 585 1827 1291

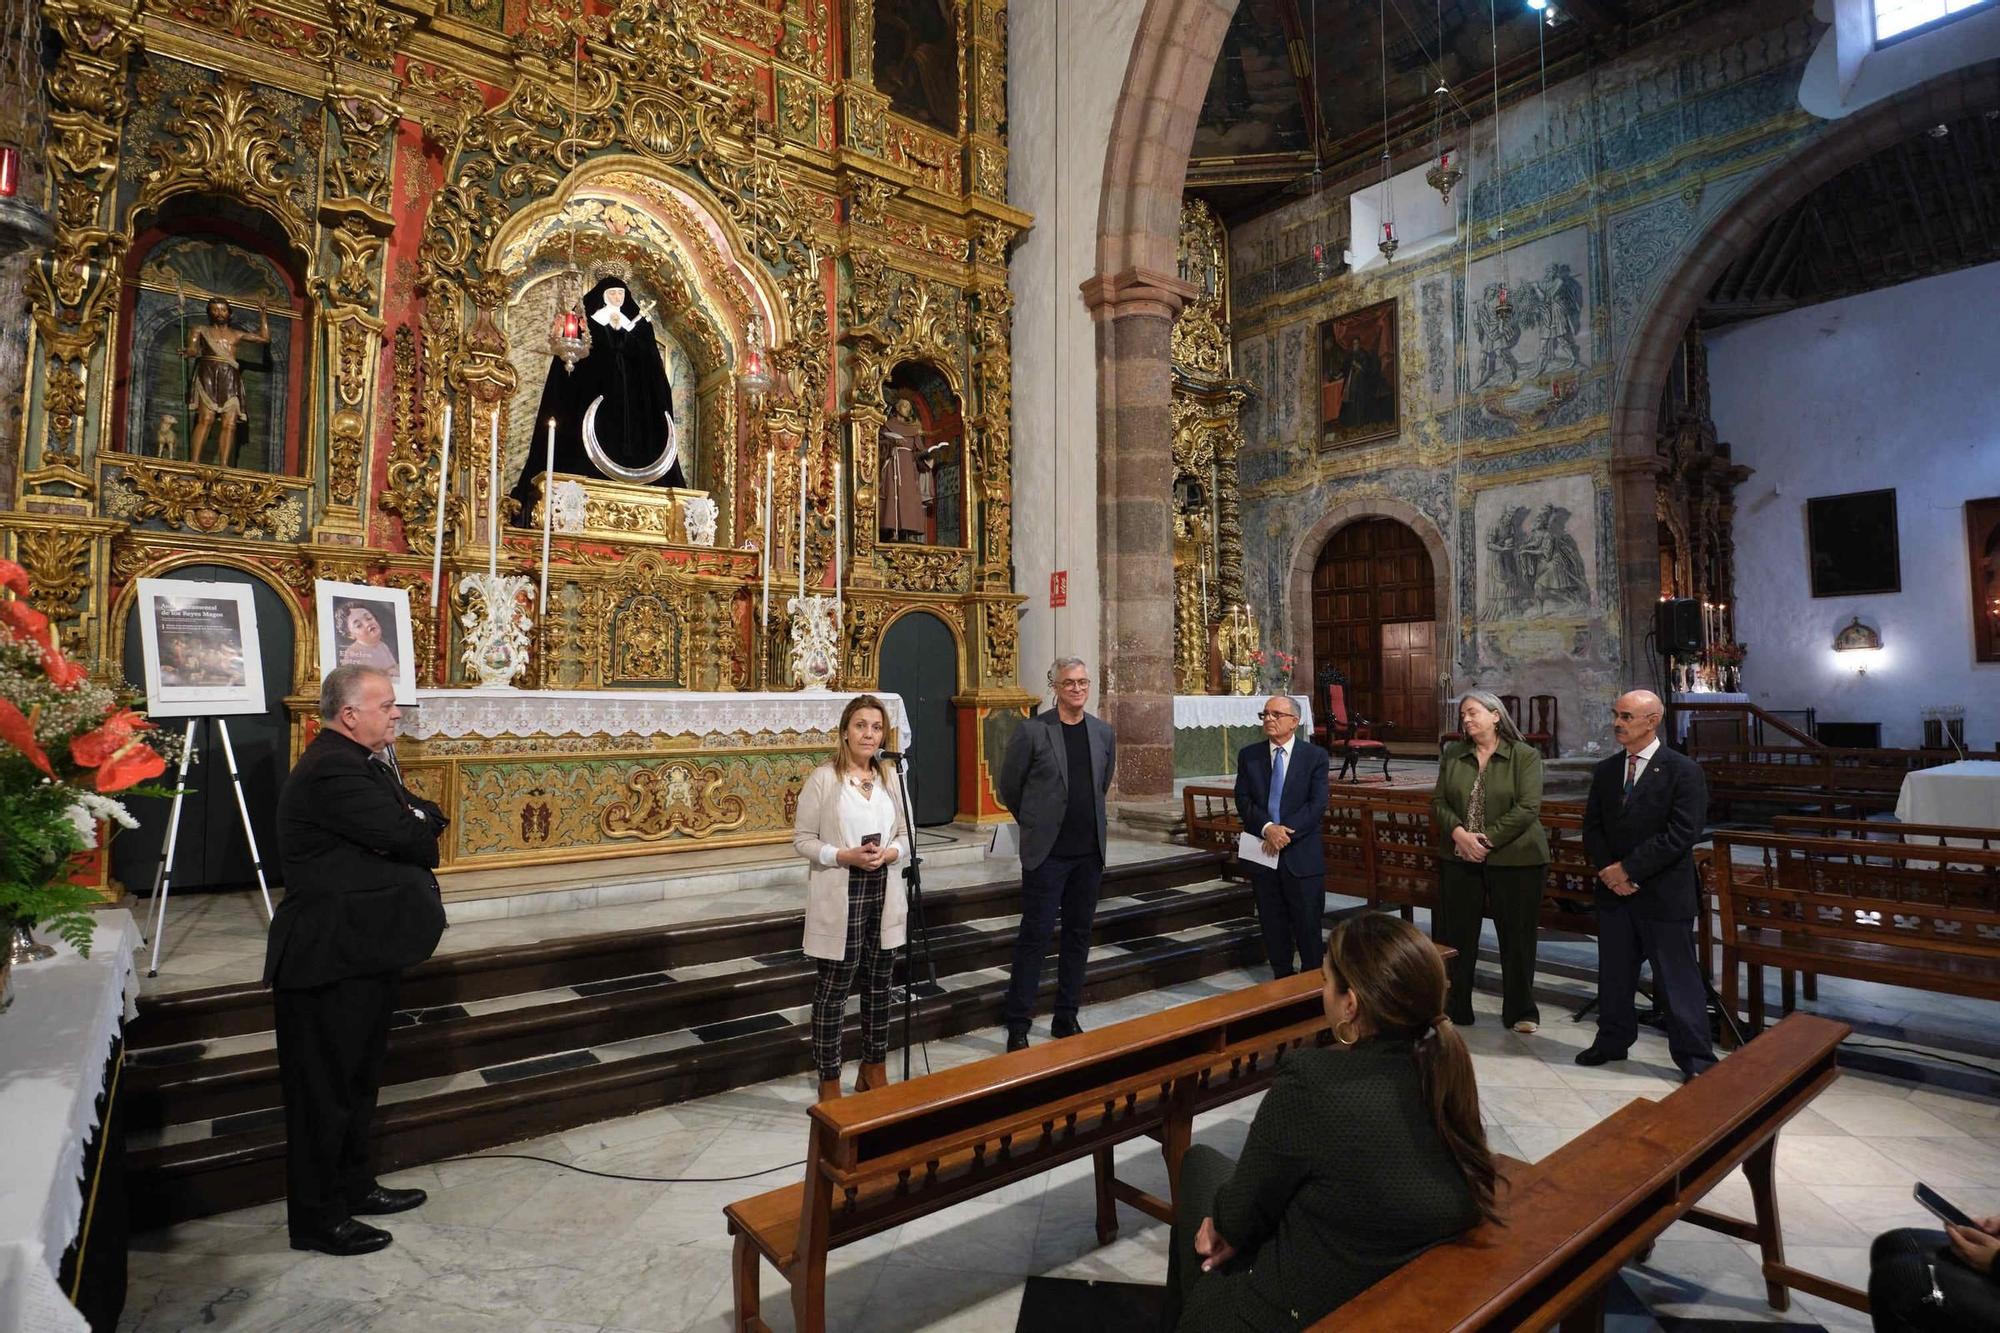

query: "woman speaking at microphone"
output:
793 694 911 1102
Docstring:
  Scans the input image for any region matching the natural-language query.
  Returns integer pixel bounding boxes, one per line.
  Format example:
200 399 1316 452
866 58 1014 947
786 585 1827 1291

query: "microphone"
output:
876 748 908 763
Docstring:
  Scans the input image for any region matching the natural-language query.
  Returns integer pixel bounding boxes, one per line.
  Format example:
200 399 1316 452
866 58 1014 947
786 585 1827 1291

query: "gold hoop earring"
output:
1332 1019 1358 1047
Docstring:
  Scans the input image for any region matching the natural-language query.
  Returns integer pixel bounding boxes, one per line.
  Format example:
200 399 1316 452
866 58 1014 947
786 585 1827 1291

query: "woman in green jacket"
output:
1432 689 1551 1032
1163 912 1497 1330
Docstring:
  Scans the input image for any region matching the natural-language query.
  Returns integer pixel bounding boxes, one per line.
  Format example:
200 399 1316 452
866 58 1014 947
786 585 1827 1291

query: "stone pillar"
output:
1084 268 1194 798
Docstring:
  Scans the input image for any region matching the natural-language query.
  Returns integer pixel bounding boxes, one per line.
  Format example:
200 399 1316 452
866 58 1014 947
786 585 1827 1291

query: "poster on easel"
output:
313 580 417 705
135 578 269 717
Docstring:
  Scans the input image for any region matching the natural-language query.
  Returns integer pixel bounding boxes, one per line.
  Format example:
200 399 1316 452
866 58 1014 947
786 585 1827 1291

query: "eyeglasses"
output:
1057 678 1091 689
1257 711 1297 721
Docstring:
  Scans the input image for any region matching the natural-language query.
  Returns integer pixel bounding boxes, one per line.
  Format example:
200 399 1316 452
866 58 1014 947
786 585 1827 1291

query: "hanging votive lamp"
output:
1311 238 1334 282
1378 221 1399 262
0 147 18 198
549 280 589 374
1427 148 1464 206
738 315 773 397
1493 282 1514 322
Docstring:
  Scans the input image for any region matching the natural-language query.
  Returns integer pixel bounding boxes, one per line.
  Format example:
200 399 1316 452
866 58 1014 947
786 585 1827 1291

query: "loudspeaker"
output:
1655 598 1702 656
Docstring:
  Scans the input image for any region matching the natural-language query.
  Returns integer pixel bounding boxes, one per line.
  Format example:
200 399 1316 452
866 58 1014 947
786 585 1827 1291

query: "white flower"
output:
62 802 99 849
74 790 140 831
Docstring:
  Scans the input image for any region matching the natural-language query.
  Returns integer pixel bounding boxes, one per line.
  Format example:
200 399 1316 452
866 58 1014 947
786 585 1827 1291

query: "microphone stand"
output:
887 750 938 1082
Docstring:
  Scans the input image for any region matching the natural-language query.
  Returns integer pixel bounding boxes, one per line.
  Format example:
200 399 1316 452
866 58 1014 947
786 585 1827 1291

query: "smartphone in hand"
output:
1915 1182 1974 1229
860 833 882 849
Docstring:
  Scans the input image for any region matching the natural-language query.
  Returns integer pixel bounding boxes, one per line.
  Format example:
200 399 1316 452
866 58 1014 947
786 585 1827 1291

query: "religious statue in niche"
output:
872 0 958 132
184 298 272 466
511 274 686 519
122 231 298 473
877 364 963 546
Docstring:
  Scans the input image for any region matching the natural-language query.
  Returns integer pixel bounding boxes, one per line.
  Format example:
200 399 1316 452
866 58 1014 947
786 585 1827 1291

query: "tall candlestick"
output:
430 402 453 620
762 449 773 626
487 410 500 578
833 461 843 615
537 418 555 618
797 453 807 601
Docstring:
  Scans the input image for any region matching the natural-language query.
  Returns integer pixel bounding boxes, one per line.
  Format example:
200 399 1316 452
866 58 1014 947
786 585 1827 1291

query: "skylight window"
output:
1874 0 1995 43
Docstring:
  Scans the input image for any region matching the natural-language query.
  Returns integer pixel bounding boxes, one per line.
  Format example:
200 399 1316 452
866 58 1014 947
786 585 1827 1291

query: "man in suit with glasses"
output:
1234 696 1331 977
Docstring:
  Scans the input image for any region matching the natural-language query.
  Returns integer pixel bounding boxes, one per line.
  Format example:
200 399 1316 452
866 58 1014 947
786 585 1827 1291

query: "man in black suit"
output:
1577 688 1716 1079
268 665 447 1255
1233 695 1331 977
997 657 1117 1051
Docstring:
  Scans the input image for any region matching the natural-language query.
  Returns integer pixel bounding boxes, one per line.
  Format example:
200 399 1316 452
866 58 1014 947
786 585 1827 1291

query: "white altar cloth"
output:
1173 694 1314 736
1896 760 2000 830
0 913 139 1333
403 689 913 750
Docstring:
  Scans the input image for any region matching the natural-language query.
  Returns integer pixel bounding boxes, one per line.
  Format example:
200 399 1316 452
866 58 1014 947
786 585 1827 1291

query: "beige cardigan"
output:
792 761 911 961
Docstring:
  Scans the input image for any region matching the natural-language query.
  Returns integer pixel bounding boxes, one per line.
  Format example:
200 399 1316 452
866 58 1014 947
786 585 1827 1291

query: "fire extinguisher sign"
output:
1049 570 1068 608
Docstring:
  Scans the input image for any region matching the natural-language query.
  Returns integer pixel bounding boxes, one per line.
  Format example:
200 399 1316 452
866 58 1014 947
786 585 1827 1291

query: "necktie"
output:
1624 753 1639 795
1269 745 1287 826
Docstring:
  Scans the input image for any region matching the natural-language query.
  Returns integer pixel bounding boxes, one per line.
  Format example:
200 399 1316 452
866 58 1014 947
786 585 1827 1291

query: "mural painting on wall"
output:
1970 498 2000 664
1317 299 1398 449
1806 489 1900 598
874 0 959 133
1475 473 1597 636
126 235 299 473
1460 225 1593 430
878 361 964 548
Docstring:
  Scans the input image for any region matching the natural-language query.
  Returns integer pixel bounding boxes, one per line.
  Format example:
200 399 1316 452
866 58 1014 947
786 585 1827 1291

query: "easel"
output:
145 715 276 977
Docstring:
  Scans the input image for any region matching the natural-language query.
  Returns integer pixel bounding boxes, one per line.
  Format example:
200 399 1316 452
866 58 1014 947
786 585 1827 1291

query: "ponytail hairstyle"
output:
1324 913 1499 1222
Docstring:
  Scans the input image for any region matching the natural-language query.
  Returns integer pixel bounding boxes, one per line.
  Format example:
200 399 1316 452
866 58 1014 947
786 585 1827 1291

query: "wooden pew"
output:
1710 832 2000 1037
1694 743 2000 819
1325 1013 1863 1330
724 972 1337 1332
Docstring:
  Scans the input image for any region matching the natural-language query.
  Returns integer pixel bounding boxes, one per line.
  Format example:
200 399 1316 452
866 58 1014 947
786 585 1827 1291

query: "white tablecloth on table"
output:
1895 760 2000 829
403 688 913 751
1173 694 1314 736
0 913 140 1333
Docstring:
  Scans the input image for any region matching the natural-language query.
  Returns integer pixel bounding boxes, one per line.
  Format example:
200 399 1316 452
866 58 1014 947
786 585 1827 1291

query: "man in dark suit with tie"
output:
1233 695 1331 977
997 657 1117 1051
1577 688 1716 1080
268 664 448 1255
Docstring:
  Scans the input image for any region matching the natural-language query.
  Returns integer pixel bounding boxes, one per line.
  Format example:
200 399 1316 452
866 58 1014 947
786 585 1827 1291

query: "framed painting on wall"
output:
1317 298 1398 449
1806 488 1900 598
1969 497 2000 663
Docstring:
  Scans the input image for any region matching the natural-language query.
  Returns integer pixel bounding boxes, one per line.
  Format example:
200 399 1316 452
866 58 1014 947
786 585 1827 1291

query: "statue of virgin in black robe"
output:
511 274 687 521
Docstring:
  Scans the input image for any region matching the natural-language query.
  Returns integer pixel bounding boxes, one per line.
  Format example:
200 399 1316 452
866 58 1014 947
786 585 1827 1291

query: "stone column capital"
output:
1079 268 1199 323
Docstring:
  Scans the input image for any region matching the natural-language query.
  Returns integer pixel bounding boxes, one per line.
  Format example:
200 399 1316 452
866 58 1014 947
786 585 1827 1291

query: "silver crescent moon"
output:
581 395 681 484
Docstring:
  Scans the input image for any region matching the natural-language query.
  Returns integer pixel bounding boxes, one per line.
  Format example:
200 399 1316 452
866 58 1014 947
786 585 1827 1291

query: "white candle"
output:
537 418 555 618
430 402 453 620
797 452 807 601
833 460 842 616
761 449 773 626
487 409 500 579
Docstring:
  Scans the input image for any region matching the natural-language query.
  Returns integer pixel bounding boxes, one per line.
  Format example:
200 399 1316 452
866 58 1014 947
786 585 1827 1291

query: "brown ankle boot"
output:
855 1060 887 1093
817 1077 842 1102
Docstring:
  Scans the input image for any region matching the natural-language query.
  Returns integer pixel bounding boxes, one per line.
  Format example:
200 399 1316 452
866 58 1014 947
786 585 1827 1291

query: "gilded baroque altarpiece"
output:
5 0 1033 881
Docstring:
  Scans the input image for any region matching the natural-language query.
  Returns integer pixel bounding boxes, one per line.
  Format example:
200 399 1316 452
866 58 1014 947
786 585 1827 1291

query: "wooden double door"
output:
1311 518 1438 742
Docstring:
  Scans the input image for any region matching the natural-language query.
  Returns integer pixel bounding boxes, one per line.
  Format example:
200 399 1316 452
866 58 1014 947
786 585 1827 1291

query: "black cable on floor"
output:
430 1152 805 1184
1840 1038 2000 1079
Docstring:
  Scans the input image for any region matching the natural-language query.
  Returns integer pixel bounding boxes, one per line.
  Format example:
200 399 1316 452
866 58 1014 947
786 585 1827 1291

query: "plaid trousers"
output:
810 866 896 1081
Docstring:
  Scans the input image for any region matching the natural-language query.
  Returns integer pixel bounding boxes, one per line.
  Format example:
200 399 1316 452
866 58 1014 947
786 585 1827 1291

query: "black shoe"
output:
1574 1046 1627 1067
352 1185 427 1216
1006 1028 1030 1053
1052 1015 1084 1039
290 1217 392 1256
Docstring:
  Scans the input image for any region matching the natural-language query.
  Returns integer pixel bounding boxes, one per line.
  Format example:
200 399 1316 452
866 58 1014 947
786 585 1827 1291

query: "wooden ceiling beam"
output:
1558 0 1626 35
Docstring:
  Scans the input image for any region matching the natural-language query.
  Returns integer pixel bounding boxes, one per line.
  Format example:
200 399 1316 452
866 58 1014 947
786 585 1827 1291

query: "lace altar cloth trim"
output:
403 689 914 749
1173 694 1314 735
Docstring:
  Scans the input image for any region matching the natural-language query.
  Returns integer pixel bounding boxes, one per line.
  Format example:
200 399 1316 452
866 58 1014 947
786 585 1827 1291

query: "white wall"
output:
1007 0 1150 701
1710 260 2000 749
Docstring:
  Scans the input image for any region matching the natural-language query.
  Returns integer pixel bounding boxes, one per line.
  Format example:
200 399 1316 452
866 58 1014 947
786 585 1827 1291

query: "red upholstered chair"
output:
1323 679 1392 783
1523 694 1558 758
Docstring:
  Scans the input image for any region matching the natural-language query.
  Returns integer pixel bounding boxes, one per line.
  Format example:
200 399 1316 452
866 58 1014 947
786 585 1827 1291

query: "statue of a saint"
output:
511 274 685 519
878 395 931 543
183 298 270 467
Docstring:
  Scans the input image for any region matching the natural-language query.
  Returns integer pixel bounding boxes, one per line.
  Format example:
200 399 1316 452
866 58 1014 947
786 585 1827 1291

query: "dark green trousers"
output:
1434 860 1545 1029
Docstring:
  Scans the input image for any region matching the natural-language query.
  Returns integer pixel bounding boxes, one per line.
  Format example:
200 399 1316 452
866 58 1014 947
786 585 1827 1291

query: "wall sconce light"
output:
1832 615 1884 674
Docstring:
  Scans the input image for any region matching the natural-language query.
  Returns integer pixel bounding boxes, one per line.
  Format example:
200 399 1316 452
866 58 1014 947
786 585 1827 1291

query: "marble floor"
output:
117 965 2000 1333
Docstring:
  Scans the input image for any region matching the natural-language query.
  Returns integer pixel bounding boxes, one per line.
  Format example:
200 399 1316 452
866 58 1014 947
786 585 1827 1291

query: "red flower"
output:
71 708 164 792
0 696 53 776
0 595 52 651
41 648 88 688
0 559 26 597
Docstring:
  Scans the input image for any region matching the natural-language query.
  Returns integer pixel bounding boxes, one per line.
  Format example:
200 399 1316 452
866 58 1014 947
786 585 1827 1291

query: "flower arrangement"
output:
1251 647 1297 693
0 559 173 955
1704 642 1747 667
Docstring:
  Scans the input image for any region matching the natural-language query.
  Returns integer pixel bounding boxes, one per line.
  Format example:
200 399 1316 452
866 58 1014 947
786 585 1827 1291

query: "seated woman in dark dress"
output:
1164 912 1499 1331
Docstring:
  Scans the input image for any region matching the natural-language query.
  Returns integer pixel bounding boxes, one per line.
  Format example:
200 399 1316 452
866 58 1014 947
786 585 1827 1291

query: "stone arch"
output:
1606 60 2000 664
1286 499 1453 704
1087 0 1238 796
